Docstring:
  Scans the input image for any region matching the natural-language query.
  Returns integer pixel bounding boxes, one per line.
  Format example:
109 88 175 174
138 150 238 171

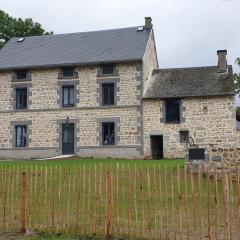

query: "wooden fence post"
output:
21 172 27 233
106 171 113 239
224 173 231 240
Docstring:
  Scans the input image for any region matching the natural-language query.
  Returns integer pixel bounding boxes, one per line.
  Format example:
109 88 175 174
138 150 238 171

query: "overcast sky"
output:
1 0 240 102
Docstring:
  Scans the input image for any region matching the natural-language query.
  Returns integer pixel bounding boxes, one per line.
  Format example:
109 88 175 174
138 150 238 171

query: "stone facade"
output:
0 61 144 159
143 96 238 159
0 26 238 161
142 31 159 85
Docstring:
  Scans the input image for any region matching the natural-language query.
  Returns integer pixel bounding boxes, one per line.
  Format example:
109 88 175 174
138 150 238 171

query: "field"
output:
0 157 184 168
0 157 238 240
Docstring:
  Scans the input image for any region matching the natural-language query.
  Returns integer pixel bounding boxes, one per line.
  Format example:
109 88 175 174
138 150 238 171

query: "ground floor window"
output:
180 130 189 143
15 125 27 147
102 122 115 145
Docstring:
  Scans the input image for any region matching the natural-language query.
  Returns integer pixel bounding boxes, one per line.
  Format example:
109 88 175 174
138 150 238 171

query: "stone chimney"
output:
217 50 227 73
145 17 153 30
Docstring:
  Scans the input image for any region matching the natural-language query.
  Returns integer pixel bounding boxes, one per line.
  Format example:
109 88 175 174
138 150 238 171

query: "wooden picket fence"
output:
0 163 239 239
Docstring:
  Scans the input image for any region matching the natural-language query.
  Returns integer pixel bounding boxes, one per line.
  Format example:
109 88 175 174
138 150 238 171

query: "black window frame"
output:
165 99 181 123
180 130 189 143
101 64 115 75
102 83 115 106
15 125 27 148
102 122 115 145
16 87 28 110
62 67 74 77
16 70 28 80
62 85 75 108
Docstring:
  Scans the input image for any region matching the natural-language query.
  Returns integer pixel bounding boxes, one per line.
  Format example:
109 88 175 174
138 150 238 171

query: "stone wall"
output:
142 30 158 85
0 61 145 159
0 62 143 111
143 96 237 159
209 147 240 166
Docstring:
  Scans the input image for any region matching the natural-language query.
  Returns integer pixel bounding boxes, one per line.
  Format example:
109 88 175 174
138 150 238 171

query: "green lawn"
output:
0 158 238 239
0 157 185 169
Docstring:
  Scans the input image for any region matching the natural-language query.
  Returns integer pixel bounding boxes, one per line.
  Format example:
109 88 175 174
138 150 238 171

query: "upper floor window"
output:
102 83 114 106
62 85 74 107
102 122 115 145
58 67 78 79
165 99 180 123
62 67 74 77
16 88 27 109
15 125 27 147
16 70 27 80
101 64 115 75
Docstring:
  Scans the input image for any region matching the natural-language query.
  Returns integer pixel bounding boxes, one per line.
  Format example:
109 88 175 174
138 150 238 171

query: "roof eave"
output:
0 58 143 71
143 93 236 99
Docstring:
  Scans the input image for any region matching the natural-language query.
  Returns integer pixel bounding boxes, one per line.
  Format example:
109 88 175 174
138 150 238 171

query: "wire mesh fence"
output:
0 163 239 239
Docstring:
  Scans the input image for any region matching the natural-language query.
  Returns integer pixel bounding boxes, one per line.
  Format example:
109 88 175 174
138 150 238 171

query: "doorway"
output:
150 135 163 159
62 123 74 155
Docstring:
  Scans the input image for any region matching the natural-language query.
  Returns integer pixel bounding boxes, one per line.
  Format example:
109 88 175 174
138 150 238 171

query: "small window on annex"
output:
180 130 189 143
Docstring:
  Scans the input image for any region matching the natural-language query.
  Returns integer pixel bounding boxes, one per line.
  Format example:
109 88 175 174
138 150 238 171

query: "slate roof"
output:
143 66 235 98
0 27 151 70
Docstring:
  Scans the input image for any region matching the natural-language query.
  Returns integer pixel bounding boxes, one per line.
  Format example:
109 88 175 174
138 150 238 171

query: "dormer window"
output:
12 70 31 82
16 70 27 80
62 67 74 77
58 67 78 79
101 64 115 75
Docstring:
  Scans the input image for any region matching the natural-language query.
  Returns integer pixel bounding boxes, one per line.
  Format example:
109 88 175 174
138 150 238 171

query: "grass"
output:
0 157 185 169
0 157 238 239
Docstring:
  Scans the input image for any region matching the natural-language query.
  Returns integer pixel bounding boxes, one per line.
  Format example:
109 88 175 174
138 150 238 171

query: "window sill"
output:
12 78 31 82
101 145 117 147
165 122 181 124
102 104 116 107
62 105 75 108
58 76 79 80
15 108 28 111
13 147 28 150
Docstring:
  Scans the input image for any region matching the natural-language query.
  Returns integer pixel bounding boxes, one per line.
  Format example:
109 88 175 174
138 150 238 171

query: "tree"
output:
0 10 53 48
234 58 240 93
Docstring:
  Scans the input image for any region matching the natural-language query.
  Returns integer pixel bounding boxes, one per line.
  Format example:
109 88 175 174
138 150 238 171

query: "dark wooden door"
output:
62 123 74 155
150 136 163 159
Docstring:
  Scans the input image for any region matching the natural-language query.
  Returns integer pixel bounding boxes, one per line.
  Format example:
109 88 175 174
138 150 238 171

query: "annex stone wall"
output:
143 96 237 159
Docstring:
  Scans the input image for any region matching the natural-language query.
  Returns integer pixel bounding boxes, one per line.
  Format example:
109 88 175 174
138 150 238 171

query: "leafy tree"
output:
234 58 240 93
0 10 53 48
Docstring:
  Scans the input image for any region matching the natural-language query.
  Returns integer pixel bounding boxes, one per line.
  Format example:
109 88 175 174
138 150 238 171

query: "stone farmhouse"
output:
0 17 238 161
